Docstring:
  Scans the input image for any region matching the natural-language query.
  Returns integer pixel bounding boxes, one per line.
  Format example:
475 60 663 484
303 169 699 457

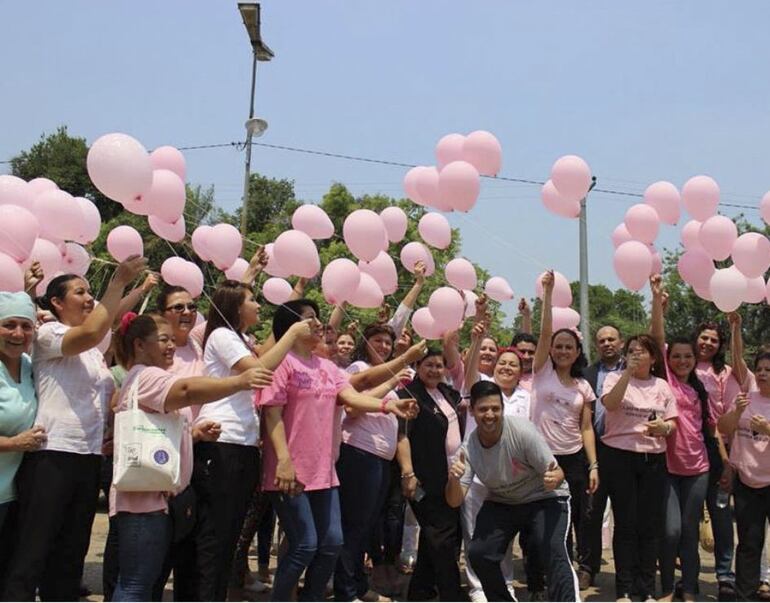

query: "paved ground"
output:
82 502 722 602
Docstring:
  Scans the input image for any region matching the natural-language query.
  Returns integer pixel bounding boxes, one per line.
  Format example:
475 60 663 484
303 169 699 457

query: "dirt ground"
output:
81 500 721 602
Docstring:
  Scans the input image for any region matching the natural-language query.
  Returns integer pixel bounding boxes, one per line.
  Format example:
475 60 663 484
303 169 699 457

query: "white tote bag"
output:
113 374 184 492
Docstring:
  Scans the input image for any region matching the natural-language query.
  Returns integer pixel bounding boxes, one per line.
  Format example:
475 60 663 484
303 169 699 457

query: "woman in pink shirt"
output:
256 299 418 602
601 327 677 602
719 351 770 600
529 271 598 597
651 276 714 601
109 313 271 601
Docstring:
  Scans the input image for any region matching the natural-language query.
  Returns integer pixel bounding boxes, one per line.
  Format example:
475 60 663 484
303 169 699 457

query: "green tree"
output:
10 126 123 221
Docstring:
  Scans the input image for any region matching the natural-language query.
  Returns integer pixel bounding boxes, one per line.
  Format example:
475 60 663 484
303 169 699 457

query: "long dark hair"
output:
694 321 726 374
550 328 588 379
36 274 82 320
354 323 395 364
202 280 251 350
272 299 320 341
624 334 666 379
667 337 710 434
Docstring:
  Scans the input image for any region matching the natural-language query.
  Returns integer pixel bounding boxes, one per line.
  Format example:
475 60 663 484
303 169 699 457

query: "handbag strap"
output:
126 371 141 411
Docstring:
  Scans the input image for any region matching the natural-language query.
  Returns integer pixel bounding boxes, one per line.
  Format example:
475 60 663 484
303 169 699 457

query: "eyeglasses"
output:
166 303 197 313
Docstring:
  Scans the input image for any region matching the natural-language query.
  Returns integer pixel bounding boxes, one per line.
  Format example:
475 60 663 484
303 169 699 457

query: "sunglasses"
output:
166 303 198 313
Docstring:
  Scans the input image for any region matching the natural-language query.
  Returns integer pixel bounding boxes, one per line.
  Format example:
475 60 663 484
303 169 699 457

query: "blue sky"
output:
3 1 769 324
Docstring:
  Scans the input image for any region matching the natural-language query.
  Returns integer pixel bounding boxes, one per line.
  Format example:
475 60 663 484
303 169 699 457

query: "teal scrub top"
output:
0 354 37 504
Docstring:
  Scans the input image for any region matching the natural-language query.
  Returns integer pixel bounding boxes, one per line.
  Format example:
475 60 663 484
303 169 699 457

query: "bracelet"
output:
380 398 389 414
401 472 415 480
588 462 599 471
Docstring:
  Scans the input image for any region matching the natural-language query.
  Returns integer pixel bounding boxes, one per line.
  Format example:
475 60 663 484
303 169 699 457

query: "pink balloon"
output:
462 130 502 177
650 246 663 276
87 133 153 203
463 290 478 318
613 241 652 291
148 214 185 243
30 238 63 279
107 225 143 262
435 134 466 170
343 210 387 262
380 206 408 243
149 146 186 180
26 177 58 197
762 192 770 226
710 267 747 312
34 189 84 241
0 204 39 262
418 213 451 249
273 229 320 278
678 249 715 288
416 167 448 211
693 280 713 302
191 225 213 261
359 252 398 296
550 155 592 202
0 253 24 292
263 242 292 278
552 307 580 331
542 180 580 218
120 194 153 216
208 223 242 271
643 181 680 225
624 204 660 244
403 167 426 206
439 161 480 212
699 215 737 261
400 241 434 275
161 258 203 298
161 257 188 285
0 175 32 208
291 204 334 240
61 243 91 276
73 197 102 245
412 307 443 340
536 271 572 307
744 276 766 304
681 175 720 222
262 278 293 305
732 232 770 279
224 258 249 281
347 273 384 309
445 258 477 291
485 276 514 302
681 220 704 251
428 287 465 331
145 169 186 223
322 259 361 305
611 224 633 248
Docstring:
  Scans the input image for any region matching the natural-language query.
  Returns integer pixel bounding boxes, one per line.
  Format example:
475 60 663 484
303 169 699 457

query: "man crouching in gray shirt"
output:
445 380 579 602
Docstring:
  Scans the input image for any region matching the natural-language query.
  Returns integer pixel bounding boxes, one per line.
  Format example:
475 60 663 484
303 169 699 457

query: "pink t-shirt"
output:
426 387 462 463
530 362 595 455
696 362 733 424
519 372 534 392
256 352 350 492
727 391 770 488
664 359 709 476
341 361 399 461
169 338 204 420
109 365 193 516
601 372 678 454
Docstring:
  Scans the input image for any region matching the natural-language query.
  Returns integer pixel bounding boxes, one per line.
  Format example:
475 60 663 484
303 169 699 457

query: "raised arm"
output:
348 340 427 391
463 321 486 391
602 355 639 411
728 312 749 390
532 270 554 374
236 320 313 372
649 274 665 352
164 368 272 411
61 256 147 357
400 261 426 310
518 298 532 334
115 273 158 324
241 245 268 287
256 277 309 356
328 303 346 334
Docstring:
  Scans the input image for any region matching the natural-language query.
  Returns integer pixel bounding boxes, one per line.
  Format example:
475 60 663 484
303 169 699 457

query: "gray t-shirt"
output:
461 415 569 505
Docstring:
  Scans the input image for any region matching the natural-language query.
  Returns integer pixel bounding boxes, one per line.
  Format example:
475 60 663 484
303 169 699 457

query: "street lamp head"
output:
238 2 274 61
245 118 268 138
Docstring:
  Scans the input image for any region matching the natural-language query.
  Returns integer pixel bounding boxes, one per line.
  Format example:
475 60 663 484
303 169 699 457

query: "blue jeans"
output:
660 472 709 595
703 450 736 583
269 488 343 602
113 512 171 602
334 444 391 600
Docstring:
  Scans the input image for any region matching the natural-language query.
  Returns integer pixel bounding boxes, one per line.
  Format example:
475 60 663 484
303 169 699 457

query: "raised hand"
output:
288 318 315 340
24 261 44 294
403 340 428 364
449 450 466 480
541 270 555 295
518 297 531 317
113 255 148 287
413 260 426 282
735 393 750 416
240 366 273 390
386 398 420 419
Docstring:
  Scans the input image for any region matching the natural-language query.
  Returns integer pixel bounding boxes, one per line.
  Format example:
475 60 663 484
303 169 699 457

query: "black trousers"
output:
407 495 464 601
582 441 610 576
191 441 259 601
734 478 770 601
100 455 120 602
468 496 578 602
2 451 101 601
601 445 666 599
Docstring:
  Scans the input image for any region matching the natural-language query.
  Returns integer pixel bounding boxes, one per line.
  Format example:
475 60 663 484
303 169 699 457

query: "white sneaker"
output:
507 584 518 602
469 591 488 602
243 579 270 593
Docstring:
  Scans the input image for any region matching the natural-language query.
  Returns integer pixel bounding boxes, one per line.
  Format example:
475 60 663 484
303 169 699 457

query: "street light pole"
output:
240 49 258 236
579 176 597 362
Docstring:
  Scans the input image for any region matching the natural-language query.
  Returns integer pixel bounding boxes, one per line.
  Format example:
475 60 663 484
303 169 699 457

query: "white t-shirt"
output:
196 328 258 446
33 321 115 455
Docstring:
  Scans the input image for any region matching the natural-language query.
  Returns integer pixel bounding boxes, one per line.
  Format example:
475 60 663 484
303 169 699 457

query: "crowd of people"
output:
1 248 770 603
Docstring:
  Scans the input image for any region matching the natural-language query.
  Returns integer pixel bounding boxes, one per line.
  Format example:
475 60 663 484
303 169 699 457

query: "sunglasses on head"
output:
167 303 198 313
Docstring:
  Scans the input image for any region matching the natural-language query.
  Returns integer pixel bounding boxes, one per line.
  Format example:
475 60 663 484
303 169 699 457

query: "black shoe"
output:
530 590 547 602
576 569 593 590
79 582 92 597
718 580 737 602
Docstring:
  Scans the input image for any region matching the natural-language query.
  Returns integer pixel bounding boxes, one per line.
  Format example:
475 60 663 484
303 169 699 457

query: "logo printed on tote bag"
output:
125 444 142 467
153 448 170 465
